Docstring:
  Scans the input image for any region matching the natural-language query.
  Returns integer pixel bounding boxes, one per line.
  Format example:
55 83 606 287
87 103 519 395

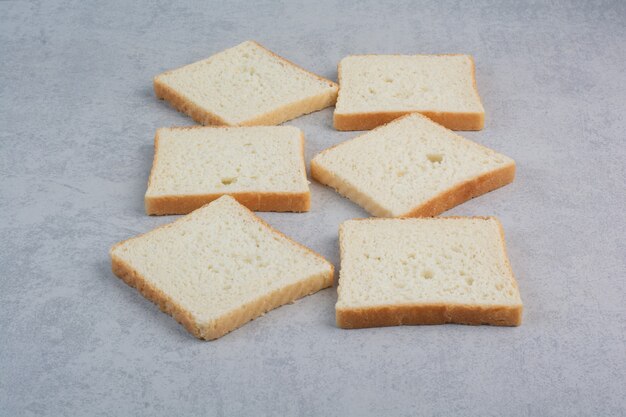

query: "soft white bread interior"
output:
334 54 484 130
154 41 338 126
311 113 514 218
111 196 334 340
336 217 522 328
145 126 310 215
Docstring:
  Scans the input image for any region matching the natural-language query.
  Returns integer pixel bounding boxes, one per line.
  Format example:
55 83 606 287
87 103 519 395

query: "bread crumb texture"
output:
110 196 333 339
155 41 338 126
147 126 308 195
336 54 483 114
336 217 522 327
312 114 514 217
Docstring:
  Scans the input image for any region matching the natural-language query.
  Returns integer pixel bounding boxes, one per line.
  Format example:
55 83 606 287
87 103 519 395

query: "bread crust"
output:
335 216 522 328
336 302 522 328
145 127 311 215
312 158 514 218
401 162 515 217
311 158 392 216
111 196 334 340
333 54 484 131
154 41 338 127
146 192 311 215
153 78 229 126
334 110 484 131
311 113 514 217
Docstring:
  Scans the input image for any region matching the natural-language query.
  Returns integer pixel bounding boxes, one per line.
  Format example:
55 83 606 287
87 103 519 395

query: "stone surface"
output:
0 1 624 416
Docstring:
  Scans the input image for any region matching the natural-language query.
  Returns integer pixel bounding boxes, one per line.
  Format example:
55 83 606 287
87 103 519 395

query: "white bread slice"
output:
110 196 334 340
311 114 515 218
154 41 339 126
334 54 485 131
336 217 522 328
145 126 310 215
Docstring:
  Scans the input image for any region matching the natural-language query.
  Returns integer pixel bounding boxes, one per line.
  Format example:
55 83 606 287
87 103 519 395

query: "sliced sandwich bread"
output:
154 41 339 126
311 113 515 218
110 195 334 340
336 217 523 328
145 126 310 215
334 54 484 131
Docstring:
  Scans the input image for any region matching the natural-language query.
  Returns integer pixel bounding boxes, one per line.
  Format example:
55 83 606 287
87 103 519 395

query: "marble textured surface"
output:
1 1 625 416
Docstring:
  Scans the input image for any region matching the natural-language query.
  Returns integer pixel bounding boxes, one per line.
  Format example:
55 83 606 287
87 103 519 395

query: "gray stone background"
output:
1 1 625 416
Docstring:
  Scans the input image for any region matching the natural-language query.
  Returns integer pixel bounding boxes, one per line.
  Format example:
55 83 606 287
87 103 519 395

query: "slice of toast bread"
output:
336 217 523 328
145 126 310 215
334 54 484 131
154 41 338 126
110 196 334 340
311 113 514 218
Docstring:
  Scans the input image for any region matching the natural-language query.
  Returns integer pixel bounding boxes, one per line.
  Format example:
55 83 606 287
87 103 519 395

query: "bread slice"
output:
336 217 522 328
145 126 310 215
154 41 339 126
311 113 515 218
334 54 484 131
110 195 334 340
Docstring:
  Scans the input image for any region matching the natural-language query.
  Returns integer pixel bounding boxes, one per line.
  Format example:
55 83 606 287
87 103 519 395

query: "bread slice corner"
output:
110 195 334 340
336 216 522 329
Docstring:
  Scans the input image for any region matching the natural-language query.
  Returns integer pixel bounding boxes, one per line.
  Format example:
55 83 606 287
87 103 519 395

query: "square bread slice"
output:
336 217 523 328
334 54 485 131
145 126 310 215
311 113 515 218
154 41 339 126
110 195 334 340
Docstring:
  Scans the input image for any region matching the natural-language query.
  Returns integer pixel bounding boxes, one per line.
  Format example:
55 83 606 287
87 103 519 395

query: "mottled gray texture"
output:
1 1 624 416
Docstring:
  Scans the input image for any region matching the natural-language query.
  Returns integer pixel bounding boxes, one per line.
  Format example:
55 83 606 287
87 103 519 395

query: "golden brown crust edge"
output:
248 41 339 123
468 54 486 126
112 253 333 340
111 197 334 340
311 158 393 217
154 41 339 127
145 128 311 215
334 110 484 131
333 54 484 131
111 254 205 338
494 218 524 323
240 89 338 127
401 162 515 217
154 78 230 126
311 153 515 218
336 302 522 328
145 192 311 215
206 268 333 339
